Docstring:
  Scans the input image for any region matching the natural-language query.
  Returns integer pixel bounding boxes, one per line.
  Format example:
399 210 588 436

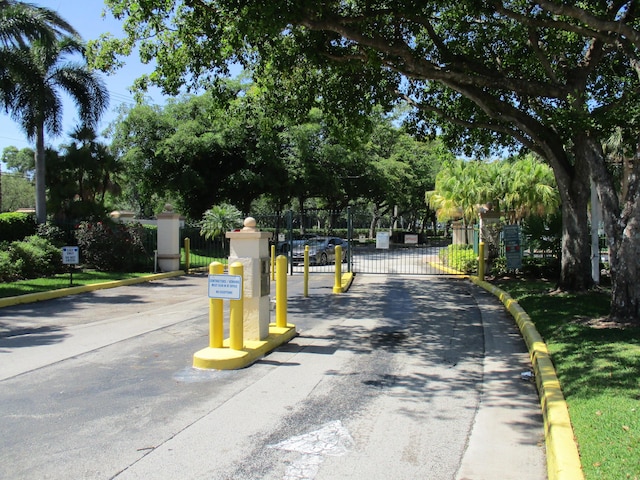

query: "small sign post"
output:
503 225 522 270
61 246 79 286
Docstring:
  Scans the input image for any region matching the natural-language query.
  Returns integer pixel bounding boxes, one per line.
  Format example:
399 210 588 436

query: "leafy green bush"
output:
521 256 560 279
521 212 562 257
0 249 22 282
76 220 147 272
489 256 508 277
36 223 67 247
439 244 477 273
0 212 37 242
6 236 63 279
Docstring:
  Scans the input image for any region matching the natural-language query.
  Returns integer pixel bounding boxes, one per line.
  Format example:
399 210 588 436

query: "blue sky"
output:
0 0 165 164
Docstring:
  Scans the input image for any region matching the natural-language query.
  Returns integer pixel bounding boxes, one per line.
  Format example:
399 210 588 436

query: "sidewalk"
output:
0 272 547 479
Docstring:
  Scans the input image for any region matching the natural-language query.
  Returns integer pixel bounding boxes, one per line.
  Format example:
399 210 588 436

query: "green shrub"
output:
76 220 146 272
489 256 508 277
521 213 562 257
8 236 63 279
0 212 37 242
36 223 67 247
0 249 22 282
521 256 560 279
439 244 477 273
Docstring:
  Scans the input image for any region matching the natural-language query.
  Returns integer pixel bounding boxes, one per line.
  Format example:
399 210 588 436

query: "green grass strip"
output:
0 271 151 299
495 280 639 480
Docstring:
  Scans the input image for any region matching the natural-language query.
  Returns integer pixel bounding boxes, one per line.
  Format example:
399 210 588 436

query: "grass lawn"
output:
181 248 227 269
0 270 151 299
496 278 640 480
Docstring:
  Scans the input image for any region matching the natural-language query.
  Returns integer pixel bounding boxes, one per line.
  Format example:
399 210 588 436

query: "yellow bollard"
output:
276 255 287 328
184 237 191 272
209 262 224 348
304 245 309 297
270 244 275 281
229 262 244 350
333 245 343 294
478 241 485 280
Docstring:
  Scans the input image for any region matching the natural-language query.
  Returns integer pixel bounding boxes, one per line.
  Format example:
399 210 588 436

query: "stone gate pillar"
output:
156 204 181 272
226 217 272 341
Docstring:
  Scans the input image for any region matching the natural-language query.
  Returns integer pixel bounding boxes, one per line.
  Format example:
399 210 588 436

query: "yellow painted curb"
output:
426 261 467 276
193 323 297 370
470 276 584 480
0 270 186 309
341 272 354 292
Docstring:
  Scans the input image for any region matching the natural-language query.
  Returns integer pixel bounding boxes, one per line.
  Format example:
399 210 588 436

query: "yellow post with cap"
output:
184 237 191 272
333 245 343 294
276 255 287 328
478 241 485 281
304 245 309 297
209 262 224 348
270 244 276 281
229 261 244 350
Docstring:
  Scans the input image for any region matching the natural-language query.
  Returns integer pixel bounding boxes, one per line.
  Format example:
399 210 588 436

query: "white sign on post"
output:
61 246 79 265
376 232 390 250
208 274 242 300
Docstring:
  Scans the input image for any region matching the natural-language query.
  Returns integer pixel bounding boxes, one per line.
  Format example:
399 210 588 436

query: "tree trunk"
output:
582 135 640 324
34 124 47 224
550 143 594 292
369 206 378 239
558 184 592 291
369 203 386 239
297 197 305 235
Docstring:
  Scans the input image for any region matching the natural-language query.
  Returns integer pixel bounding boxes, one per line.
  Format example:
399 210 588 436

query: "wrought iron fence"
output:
180 225 228 270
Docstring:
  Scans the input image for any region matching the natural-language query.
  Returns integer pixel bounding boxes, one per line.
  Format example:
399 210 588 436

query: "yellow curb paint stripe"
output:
341 272 354 292
470 276 584 480
0 270 186 309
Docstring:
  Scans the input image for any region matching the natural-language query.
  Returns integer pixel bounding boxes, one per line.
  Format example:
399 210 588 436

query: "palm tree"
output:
6 35 109 223
0 0 76 47
0 0 77 107
200 203 243 249
502 155 559 221
62 125 121 204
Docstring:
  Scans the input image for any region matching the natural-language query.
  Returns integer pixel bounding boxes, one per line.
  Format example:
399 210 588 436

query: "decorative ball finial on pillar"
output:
242 217 258 232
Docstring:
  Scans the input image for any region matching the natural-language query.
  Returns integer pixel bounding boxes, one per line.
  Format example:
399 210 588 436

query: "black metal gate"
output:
255 208 455 275
347 207 454 275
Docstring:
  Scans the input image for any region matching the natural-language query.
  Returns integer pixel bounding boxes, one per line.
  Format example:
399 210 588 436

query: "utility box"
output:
226 218 273 341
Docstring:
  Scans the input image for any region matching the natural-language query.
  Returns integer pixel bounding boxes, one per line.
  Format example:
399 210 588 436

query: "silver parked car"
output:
291 237 347 265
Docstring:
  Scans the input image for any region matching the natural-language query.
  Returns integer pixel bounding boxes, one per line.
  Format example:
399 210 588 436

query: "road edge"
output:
0 270 186 309
469 276 584 480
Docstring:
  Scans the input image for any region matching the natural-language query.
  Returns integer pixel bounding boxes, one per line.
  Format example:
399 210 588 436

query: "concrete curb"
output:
469 276 584 480
0 270 186 309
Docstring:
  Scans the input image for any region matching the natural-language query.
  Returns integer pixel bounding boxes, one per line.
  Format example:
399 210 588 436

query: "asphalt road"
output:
0 273 546 479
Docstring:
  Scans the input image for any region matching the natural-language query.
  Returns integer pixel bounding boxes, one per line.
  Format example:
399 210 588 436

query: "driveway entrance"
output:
258 209 458 275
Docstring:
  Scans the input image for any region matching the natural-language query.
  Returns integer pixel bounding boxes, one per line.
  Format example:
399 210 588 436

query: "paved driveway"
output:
0 273 545 479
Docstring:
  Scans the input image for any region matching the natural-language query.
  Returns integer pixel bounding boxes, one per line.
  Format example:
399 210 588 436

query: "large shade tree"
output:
92 0 640 323
109 83 286 219
6 35 109 223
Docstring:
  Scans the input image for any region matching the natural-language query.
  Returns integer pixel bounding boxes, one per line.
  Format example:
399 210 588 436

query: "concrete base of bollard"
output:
193 323 297 370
